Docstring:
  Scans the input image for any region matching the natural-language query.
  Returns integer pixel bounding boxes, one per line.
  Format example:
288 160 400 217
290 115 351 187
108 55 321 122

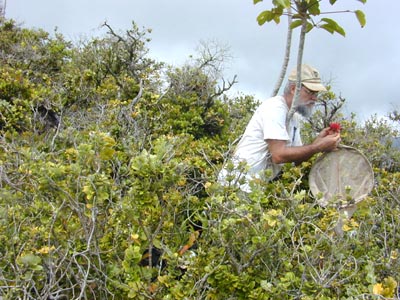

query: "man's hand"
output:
267 127 341 165
312 127 341 152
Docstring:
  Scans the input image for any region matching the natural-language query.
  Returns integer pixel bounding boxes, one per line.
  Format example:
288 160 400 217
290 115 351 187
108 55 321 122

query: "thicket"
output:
0 18 400 299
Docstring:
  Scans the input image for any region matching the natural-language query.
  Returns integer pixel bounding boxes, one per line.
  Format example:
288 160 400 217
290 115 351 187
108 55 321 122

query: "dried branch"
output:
129 78 144 110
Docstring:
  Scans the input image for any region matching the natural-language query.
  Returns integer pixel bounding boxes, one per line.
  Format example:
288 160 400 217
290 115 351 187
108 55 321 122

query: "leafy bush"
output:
0 18 399 299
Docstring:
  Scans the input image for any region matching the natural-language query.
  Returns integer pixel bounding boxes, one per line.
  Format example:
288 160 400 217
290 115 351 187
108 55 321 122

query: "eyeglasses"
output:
302 85 319 97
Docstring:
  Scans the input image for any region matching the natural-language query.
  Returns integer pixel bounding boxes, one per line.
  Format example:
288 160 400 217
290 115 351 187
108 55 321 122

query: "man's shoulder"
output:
257 95 287 111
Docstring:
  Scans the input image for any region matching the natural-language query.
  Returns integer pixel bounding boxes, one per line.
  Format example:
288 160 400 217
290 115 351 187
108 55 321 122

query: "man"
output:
218 64 341 192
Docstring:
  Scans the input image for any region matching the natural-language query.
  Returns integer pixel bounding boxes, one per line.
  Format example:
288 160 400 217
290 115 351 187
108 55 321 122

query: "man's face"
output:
296 85 319 118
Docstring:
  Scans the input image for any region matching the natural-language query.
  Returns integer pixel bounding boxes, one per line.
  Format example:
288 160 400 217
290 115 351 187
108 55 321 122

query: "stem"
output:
286 16 307 128
271 7 293 97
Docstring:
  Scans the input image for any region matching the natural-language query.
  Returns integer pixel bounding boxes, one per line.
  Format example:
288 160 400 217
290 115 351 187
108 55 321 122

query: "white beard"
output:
296 102 314 118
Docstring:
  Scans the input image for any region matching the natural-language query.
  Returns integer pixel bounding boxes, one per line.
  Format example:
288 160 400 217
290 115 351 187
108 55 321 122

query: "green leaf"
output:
273 14 281 24
355 10 366 28
292 13 302 19
17 253 42 267
273 0 291 8
260 280 273 291
333 23 345 37
289 19 312 32
306 22 314 33
357 0 367 3
320 18 346 37
307 0 320 15
257 11 274 25
329 0 337 4
253 0 263 4
99 147 115 160
290 20 303 30
320 24 335 34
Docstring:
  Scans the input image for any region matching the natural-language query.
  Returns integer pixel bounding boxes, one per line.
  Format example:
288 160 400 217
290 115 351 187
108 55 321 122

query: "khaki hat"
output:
288 64 327 92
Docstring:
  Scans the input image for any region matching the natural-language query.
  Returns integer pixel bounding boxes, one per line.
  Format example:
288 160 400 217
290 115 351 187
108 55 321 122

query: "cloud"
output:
6 0 400 120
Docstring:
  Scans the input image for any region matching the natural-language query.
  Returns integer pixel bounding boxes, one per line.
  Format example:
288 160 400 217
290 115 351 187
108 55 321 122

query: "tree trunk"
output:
271 8 293 97
286 16 307 128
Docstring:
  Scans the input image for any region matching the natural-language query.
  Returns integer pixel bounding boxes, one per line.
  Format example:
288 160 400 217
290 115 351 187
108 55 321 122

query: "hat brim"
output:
303 82 327 92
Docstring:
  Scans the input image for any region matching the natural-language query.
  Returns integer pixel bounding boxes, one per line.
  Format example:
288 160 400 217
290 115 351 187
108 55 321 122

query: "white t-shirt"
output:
218 95 303 192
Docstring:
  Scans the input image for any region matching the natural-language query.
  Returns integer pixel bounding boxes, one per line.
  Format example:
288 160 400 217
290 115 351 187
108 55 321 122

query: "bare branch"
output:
129 78 144 110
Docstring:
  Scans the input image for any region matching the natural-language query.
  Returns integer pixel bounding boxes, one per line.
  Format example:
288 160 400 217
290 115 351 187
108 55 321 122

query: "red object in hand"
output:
329 122 341 132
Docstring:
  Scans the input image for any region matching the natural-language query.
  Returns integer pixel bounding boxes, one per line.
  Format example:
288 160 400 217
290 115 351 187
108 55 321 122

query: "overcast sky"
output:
5 0 400 121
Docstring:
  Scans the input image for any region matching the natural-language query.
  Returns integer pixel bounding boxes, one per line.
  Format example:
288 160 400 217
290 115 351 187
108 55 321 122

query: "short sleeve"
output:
256 98 290 141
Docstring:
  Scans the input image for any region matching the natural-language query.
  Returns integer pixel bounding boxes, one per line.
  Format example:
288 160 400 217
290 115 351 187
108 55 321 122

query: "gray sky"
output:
5 0 400 121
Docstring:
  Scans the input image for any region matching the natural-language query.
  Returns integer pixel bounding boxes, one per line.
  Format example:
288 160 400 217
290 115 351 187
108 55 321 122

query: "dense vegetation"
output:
0 17 399 299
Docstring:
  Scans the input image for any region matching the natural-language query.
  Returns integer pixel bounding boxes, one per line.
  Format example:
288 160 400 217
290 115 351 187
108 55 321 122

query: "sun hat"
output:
288 64 327 92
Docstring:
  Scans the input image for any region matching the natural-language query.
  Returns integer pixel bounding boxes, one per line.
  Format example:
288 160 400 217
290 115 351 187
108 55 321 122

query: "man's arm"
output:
267 128 340 164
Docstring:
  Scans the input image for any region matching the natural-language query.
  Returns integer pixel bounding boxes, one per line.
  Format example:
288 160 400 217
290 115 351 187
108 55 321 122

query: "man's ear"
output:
290 83 297 94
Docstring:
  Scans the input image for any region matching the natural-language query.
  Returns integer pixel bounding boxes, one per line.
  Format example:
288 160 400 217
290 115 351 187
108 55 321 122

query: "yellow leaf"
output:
382 277 397 297
130 233 140 243
37 245 55 254
342 223 352 232
373 283 383 295
373 277 398 297
262 209 282 228
65 148 78 160
157 275 169 286
177 179 187 186
204 182 212 189
99 148 115 160
102 135 116 147
83 185 94 200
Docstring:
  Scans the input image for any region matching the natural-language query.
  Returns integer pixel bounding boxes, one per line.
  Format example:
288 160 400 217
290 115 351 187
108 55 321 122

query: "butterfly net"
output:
309 145 374 209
